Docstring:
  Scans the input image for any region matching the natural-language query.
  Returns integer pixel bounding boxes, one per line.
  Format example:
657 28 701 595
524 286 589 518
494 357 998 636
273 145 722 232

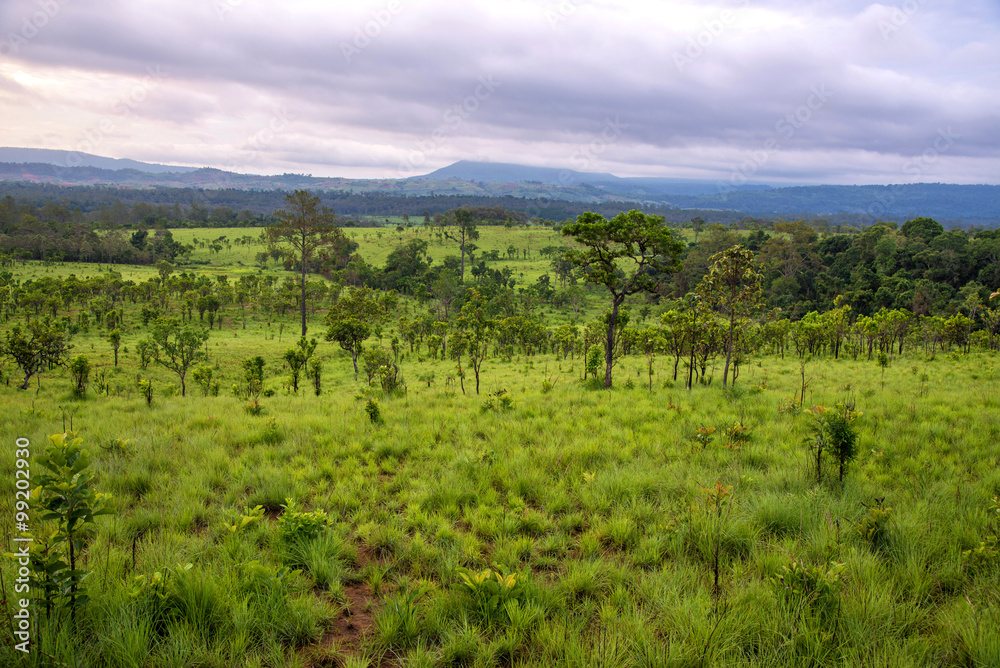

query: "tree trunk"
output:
722 309 735 387
300 245 308 337
604 298 621 389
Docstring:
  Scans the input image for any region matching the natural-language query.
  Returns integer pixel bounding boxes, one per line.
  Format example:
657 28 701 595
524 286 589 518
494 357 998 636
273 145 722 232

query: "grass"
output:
0 251 998 666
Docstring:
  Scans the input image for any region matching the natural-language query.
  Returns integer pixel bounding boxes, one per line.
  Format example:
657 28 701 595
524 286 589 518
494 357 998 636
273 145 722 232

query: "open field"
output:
2 240 999 667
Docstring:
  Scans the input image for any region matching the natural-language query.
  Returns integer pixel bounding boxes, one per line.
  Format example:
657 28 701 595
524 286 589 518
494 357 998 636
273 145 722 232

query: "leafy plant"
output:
69 354 90 397
278 498 330 543
29 432 114 623
137 377 154 405
481 388 514 413
455 564 533 627
226 505 265 534
857 498 893 550
805 402 861 483
365 397 381 424
770 559 845 619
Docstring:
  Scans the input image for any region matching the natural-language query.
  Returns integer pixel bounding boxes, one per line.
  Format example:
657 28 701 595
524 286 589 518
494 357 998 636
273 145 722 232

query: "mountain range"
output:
1 148 997 223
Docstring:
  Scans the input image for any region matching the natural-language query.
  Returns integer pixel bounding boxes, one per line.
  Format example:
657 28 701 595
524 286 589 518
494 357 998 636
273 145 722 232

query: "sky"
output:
1 0 998 186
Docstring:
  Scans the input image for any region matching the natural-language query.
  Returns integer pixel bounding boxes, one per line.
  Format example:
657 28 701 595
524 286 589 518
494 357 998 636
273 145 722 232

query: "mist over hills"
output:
0 149 997 224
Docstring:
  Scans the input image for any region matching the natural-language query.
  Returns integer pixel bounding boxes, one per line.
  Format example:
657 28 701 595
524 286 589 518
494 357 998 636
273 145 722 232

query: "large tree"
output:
267 190 345 336
562 210 684 388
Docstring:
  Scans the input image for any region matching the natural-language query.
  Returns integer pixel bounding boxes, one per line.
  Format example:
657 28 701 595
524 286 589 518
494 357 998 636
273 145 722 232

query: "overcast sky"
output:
1 0 998 185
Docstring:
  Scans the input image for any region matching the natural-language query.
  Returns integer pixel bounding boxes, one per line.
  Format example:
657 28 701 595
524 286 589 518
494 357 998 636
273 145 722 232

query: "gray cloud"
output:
1 0 997 184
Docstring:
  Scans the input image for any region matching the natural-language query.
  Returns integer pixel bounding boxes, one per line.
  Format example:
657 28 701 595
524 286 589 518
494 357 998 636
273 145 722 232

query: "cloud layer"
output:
2 0 998 184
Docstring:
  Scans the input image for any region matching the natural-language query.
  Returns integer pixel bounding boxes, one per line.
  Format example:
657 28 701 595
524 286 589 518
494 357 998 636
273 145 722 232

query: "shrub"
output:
278 498 330 543
69 354 90 397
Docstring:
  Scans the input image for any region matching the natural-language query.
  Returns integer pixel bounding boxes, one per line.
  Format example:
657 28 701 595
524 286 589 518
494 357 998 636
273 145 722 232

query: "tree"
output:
267 190 345 336
444 208 479 282
325 287 386 378
455 289 494 395
108 329 122 367
151 318 209 397
562 210 684 388
284 337 317 393
69 355 90 397
0 318 73 390
697 246 763 387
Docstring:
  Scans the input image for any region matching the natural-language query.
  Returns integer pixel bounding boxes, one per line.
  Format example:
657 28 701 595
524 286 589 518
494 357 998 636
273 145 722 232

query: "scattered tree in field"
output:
455 289 494 395
284 337 317 393
0 317 73 390
136 338 156 370
806 402 860 483
444 208 479 282
267 190 346 336
308 358 323 396
108 329 122 367
324 287 387 378
151 318 209 397
697 246 763 387
562 210 684 388
69 355 90 397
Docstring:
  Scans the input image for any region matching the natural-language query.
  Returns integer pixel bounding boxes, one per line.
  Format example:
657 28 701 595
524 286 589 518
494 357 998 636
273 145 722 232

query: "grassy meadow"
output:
1 228 999 667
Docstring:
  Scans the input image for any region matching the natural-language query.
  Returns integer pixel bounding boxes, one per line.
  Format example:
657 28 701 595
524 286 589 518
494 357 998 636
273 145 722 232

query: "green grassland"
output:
1 235 999 667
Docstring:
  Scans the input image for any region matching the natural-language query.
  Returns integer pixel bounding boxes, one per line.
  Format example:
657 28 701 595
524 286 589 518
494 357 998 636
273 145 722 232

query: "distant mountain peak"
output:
0 147 198 174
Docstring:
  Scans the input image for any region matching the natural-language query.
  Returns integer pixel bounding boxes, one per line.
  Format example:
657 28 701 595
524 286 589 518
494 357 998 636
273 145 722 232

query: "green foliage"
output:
151 318 209 397
307 357 322 396
455 564 534 627
365 397 381 424
770 559 846 619
0 317 73 389
191 364 219 397
805 402 861 483
225 504 264 534
857 498 893 550
137 377 154 405
363 346 403 393
136 338 156 370
481 388 514 413
278 498 330 543
25 432 114 622
69 354 90 396
585 343 603 378
239 355 265 412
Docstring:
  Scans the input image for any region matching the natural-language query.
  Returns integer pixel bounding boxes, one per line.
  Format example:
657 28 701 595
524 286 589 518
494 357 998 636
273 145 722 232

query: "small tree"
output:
136 338 156 370
325 287 386 379
32 432 114 623
455 289 494 395
284 337 317 393
0 318 73 390
806 403 860 483
151 318 209 397
697 246 763 388
108 329 122 367
192 364 217 397
308 358 323 396
69 355 90 397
